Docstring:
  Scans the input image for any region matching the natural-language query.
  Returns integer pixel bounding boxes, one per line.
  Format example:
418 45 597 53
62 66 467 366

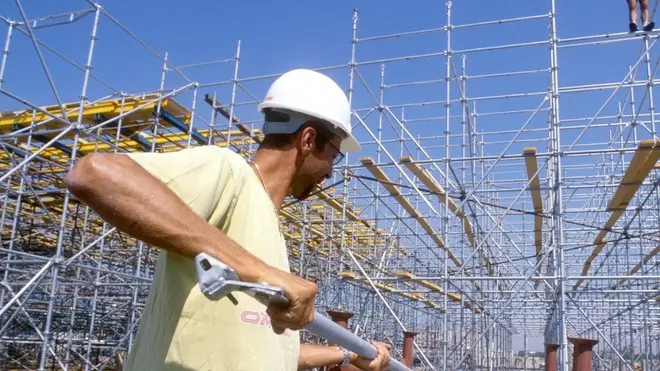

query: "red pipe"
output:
325 310 360 371
544 343 560 371
402 331 417 367
326 310 354 330
569 337 599 371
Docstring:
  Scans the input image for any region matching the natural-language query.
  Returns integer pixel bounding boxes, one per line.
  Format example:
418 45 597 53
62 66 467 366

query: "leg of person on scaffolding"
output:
628 0 655 33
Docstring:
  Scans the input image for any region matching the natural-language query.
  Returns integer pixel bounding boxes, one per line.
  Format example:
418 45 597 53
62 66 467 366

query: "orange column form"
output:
545 343 560 371
402 331 417 367
569 337 599 371
326 310 361 371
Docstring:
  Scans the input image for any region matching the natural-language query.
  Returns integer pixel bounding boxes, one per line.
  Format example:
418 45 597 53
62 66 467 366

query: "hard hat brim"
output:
340 132 361 153
260 104 361 153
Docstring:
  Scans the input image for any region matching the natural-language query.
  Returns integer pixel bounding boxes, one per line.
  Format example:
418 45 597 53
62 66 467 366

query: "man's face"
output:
291 128 343 200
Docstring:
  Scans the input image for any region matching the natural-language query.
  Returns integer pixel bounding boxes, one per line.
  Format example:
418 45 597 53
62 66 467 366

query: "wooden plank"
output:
399 156 493 277
612 245 660 289
523 147 545 288
360 157 461 266
574 139 660 291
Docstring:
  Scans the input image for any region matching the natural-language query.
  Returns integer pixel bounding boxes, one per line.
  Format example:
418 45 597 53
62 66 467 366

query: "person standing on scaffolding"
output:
64 68 393 370
627 0 655 32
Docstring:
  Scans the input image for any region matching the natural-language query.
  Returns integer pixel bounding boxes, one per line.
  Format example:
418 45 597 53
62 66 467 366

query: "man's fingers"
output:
268 309 305 331
266 304 284 317
270 318 300 331
271 321 286 334
267 308 308 330
373 342 392 369
303 304 316 325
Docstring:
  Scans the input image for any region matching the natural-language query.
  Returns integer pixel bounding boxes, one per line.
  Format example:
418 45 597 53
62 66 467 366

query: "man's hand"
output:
260 267 318 334
351 342 393 371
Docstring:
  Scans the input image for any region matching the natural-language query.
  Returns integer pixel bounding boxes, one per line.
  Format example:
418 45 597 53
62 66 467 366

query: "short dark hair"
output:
259 119 342 151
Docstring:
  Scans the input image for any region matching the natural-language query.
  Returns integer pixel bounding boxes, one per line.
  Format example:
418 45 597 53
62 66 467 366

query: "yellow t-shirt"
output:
121 145 300 371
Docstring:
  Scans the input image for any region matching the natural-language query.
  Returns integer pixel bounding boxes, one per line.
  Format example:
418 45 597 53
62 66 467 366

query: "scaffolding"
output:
0 1 659 370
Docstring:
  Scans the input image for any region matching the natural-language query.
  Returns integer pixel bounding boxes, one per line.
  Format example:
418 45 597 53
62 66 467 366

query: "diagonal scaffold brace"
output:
194 252 411 371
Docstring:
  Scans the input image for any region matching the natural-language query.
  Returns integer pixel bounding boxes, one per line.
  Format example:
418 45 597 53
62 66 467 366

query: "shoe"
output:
630 22 639 33
643 21 655 31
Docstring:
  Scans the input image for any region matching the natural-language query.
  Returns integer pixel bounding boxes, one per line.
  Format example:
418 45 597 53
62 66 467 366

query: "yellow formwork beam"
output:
0 94 263 161
626 245 660 276
390 271 435 302
360 157 460 266
574 139 660 291
0 95 180 133
1 228 58 249
0 179 63 191
73 132 255 154
285 233 334 261
338 271 357 279
0 134 256 169
523 147 545 288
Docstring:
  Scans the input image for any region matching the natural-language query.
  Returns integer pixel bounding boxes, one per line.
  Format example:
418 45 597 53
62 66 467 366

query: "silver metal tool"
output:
195 252 411 371
195 252 289 307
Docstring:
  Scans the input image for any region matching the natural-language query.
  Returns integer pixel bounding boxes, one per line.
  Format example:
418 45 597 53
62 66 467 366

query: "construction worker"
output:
64 69 392 370
627 0 654 32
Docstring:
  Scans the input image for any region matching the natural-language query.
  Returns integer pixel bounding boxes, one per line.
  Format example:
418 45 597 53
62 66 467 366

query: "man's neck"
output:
250 148 295 210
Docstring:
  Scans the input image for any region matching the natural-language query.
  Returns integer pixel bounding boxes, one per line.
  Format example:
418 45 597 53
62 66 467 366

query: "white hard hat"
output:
258 69 360 152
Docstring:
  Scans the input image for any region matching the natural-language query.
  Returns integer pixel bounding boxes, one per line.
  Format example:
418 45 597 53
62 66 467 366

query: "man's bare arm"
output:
297 344 347 370
65 151 318 334
298 342 392 371
64 152 270 283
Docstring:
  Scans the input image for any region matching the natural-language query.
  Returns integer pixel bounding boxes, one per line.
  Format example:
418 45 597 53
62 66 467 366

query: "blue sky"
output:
1 1 652 152
1 1 653 152
1 0 654 200
1 0 657 351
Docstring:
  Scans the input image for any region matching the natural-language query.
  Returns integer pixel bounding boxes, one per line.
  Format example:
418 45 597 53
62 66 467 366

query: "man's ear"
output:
298 125 317 155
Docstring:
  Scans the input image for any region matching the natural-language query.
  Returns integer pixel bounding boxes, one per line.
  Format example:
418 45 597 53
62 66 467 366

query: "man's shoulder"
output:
179 145 235 156
173 145 248 166
125 146 250 181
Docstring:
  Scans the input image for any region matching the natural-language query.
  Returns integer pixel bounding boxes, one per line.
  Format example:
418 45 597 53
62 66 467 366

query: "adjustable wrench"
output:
194 252 411 371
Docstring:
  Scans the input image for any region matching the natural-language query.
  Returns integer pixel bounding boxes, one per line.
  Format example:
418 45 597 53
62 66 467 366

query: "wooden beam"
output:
338 272 447 313
399 156 492 274
395 270 481 313
523 147 545 288
360 157 460 266
611 245 660 289
574 139 660 291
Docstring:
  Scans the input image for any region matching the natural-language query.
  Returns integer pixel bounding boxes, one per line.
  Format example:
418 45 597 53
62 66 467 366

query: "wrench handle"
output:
250 287 290 307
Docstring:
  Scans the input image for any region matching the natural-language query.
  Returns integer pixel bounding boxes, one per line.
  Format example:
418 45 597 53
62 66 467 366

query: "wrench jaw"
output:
195 252 241 304
194 253 290 307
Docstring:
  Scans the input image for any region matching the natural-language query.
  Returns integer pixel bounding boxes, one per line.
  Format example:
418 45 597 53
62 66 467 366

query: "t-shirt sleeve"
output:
124 145 241 223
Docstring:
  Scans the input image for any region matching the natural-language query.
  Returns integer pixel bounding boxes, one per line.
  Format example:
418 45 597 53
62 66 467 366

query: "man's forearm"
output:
64 153 271 283
298 343 350 370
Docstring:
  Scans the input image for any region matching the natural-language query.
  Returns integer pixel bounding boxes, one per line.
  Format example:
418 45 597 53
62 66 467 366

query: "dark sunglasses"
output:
319 132 344 166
